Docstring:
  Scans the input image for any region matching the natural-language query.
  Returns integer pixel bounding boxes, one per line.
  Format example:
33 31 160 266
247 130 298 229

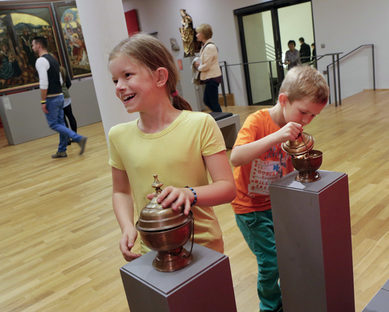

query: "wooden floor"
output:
1 90 388 312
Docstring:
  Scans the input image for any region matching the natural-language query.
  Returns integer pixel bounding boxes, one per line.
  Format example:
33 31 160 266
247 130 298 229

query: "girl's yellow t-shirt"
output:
109 110 226 253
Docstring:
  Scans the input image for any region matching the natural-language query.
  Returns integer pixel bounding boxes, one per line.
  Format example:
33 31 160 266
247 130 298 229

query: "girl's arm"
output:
112 167 141 261
157 150 236 215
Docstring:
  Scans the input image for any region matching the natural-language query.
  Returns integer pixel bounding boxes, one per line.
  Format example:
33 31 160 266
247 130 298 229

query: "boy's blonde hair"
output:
279 66 329 105
109 33 191 111
196 24 213 40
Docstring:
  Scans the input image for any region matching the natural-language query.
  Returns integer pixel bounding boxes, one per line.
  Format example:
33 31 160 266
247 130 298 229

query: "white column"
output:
76 0 137 140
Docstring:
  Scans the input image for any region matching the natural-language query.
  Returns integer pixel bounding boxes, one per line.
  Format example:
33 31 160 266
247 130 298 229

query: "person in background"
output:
299 37 311 64
284 40 300 70
230 66 329 312
311 42 317 68
32 36 87 158
107 33 236 261
59 66 78 145
194 24 223 112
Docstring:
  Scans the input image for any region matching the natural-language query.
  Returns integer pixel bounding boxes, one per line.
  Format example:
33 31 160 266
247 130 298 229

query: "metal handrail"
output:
218 52 342 106
329 44 374 66
326 44 375 106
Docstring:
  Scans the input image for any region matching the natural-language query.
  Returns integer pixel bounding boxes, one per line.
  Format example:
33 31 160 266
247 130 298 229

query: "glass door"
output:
278 2 314 73
235 0 314 106
241 10 280 105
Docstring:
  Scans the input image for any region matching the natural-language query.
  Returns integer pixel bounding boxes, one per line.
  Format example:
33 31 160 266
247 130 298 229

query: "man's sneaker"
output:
52 151 67 158
77 137 87 155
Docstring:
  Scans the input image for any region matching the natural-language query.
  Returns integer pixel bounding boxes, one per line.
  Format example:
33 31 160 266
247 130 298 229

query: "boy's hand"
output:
276 122 303 142
148 186 193 215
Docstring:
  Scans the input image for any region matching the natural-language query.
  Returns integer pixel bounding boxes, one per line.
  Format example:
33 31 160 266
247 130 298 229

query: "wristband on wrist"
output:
41 100 46 104
185 186 197 206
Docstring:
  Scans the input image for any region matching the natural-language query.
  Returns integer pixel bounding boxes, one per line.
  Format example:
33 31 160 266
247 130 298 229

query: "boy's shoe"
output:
77 137 87 155
67 139 72 145
52 151 67 158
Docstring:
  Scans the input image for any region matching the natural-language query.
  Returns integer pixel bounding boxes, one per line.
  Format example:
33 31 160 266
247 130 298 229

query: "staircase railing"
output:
219 45 375 107
326 44 375 106
219 53 342 106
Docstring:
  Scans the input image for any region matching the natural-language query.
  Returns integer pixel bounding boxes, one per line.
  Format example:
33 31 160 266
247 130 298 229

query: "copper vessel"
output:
282 132 323 182
136 175 194 272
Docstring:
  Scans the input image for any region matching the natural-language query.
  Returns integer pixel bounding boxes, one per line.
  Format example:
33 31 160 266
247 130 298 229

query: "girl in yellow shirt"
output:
108 34 236 261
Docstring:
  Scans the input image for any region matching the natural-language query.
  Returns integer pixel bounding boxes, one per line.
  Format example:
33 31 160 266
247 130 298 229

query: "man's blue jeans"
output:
235 210 282 311
45 95 82 152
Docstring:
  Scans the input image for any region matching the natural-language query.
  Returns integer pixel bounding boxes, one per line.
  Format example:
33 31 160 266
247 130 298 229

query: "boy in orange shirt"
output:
230 66 329 312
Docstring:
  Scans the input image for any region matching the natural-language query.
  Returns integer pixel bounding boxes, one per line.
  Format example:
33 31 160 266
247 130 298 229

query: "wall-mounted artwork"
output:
0 1 91 95
53 2 91 78
0 4 62 94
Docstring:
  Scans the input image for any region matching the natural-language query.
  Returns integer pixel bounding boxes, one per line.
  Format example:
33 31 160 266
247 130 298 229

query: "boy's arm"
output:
230 121 302 167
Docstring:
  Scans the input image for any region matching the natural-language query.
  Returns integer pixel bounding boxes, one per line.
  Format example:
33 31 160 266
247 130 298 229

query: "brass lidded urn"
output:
281 132 323 183
136 175 194 272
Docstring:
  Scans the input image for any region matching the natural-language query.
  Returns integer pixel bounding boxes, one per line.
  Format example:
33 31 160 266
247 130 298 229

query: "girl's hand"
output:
120 226 141 261
148 186 194 215
275 122 303 142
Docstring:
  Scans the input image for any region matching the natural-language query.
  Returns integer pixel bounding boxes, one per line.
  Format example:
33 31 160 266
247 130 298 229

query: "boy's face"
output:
281 95 325 126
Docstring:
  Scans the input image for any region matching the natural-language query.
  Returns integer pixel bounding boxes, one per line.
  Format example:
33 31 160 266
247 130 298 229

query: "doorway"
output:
234 0 315 105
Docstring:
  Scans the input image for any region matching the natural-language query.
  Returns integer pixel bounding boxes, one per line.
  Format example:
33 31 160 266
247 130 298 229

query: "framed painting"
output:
53 2 91 79
0 4 63 95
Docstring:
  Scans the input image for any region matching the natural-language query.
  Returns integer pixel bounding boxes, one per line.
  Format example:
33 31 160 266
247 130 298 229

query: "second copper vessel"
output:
282 132 323 183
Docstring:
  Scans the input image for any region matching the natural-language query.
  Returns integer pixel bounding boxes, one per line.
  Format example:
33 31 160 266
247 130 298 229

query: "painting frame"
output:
52 1 91 79
0 3 64 95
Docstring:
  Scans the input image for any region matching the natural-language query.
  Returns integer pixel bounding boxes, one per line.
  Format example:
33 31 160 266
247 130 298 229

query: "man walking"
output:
32 36 87 158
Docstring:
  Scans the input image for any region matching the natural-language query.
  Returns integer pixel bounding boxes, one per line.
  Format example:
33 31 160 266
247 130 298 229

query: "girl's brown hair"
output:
109 33 192 111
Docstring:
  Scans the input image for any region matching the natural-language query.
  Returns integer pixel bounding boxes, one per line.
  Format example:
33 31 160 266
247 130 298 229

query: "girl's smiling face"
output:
109 53 158 113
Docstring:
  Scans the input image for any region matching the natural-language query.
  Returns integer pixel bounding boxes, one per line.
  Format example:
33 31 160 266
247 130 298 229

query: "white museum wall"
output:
77 0 136 141
278 2 314 59
123 0 387 106
122 0 263 107
312 0 387 99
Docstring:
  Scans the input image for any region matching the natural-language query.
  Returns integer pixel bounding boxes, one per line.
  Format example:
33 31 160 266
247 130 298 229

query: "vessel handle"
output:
184 211 194 258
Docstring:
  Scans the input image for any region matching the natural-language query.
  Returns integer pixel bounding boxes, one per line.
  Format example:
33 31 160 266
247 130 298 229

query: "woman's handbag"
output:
193 70 202 85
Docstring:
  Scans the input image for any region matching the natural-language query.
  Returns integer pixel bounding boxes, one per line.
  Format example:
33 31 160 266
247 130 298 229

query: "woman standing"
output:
284 40 300 70
194 24 222 112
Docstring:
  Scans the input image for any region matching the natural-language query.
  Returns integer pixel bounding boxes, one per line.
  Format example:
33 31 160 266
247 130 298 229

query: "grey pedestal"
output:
216 114 240 149
362 280 389 312
120 243 237 312
269 170 355 312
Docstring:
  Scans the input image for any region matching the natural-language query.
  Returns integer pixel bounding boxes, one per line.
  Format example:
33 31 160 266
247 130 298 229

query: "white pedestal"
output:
0 78 100 145
269 170 355 312
120 243 237 312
